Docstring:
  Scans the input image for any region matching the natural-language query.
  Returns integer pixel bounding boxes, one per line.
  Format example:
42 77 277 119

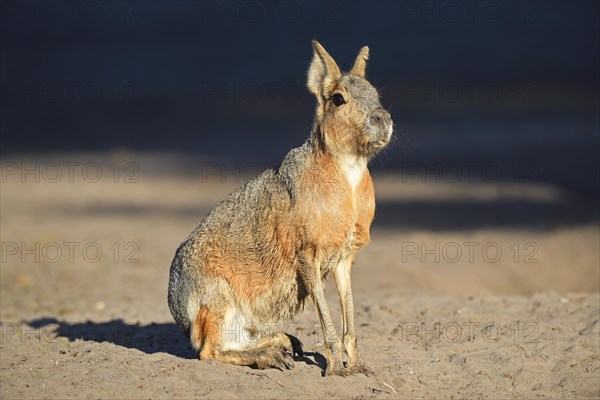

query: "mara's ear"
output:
307 40 341 102
349 46 369 78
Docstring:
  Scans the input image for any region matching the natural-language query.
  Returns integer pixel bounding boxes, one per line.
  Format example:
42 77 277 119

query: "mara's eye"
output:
332 93 346 106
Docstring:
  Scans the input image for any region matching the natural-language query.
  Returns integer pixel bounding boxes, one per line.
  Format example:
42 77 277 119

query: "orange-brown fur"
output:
354 171 376 247
192 306 220 359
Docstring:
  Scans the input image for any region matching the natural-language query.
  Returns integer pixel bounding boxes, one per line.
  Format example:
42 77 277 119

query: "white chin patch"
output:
386 125 393 139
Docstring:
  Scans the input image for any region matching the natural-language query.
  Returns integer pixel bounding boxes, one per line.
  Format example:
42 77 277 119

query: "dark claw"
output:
285 333 304 357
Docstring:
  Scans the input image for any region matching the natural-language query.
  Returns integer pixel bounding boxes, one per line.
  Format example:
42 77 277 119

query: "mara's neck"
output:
309 124 368 164
308 128 369 192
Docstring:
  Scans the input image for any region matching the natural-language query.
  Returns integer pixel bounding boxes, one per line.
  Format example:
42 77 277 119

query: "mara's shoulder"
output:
277 140 313 175
266 140 313 203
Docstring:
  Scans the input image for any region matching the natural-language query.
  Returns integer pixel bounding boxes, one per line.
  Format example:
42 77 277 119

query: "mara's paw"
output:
324 361 348 377
347 363 375 376
271 332 304 357
255 348 294 371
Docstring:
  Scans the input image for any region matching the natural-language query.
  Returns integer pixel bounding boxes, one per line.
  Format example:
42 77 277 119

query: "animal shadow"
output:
26 317 197 359
25 317 329 371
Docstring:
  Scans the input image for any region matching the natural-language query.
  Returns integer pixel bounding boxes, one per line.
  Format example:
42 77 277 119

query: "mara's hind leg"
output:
213 347 294 370
190 306 297 370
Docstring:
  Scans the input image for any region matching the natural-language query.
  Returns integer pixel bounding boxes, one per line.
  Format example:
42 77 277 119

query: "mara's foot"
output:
254 348 295 370
324 361 348 377
261 332 303 357
347 363 375 376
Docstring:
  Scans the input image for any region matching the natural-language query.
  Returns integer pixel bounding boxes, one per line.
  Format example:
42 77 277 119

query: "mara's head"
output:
307 40 393 158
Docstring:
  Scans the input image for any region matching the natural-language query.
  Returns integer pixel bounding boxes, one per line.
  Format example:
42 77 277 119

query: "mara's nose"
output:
370 108 392 129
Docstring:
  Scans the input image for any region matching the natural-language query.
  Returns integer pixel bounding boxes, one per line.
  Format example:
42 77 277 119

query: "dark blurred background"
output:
1 0 598 199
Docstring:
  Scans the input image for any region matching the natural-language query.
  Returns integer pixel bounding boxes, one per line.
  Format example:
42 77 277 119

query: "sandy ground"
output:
1 154 599 399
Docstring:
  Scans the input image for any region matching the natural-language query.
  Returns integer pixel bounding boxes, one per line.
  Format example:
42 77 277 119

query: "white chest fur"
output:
339 155 367 193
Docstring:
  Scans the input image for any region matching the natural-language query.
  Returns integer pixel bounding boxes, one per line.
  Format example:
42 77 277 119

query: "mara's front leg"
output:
334 254 372 375
311 260 347 376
